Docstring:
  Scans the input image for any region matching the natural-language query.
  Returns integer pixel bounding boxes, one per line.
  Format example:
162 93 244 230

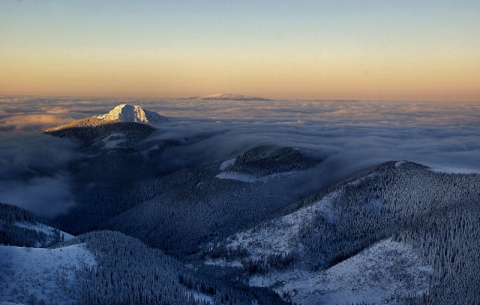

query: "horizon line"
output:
1 93 478 104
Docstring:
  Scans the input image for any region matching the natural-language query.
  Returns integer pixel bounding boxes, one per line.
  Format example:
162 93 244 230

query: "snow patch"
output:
251 239 432 305
101 132 125 149
204 258 243 268
215 170 296 183
347 173 379 187
187 291 214 304
0 243 96 304
395 160 406 167
219 158 236 170
13 221 74 246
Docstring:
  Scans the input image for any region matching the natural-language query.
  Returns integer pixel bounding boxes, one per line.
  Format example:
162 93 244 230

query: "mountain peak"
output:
42 104 166 135
97 104 166 123
191 93 271 101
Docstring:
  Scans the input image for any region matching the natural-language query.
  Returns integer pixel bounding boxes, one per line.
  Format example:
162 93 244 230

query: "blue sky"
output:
1 0 479 100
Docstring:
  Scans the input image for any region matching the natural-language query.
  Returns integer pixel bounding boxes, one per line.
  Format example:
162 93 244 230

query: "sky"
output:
1 0 479 101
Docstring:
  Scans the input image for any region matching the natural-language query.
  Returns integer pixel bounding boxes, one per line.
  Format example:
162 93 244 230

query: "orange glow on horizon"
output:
2 1 479 102
1 46 479 101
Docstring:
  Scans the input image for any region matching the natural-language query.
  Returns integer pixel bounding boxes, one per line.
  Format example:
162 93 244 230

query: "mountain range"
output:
1 104 479 305
187 93 272 101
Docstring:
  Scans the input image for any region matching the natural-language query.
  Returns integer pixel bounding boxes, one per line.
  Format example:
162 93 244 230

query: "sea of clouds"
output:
0 96 479 217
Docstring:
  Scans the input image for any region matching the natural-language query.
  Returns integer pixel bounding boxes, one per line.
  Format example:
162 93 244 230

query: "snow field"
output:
0 244 96 305
251 239 432 305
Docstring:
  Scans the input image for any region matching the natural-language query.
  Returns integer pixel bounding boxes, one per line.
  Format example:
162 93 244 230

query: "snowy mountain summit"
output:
97 104 166 124
43 104 164 144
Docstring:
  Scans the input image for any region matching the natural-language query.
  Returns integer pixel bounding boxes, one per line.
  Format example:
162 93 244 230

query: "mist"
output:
143 112 480 176
0 132 82 218
0 96 479 217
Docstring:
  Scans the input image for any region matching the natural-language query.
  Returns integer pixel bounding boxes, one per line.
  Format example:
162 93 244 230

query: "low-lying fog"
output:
1 96 479 217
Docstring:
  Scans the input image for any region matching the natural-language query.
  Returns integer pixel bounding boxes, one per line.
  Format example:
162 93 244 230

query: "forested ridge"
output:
1 158 479 304
0 203 64 247
203 161 480 304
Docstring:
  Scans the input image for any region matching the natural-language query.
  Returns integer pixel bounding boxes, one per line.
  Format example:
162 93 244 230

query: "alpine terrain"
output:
1 104 479 305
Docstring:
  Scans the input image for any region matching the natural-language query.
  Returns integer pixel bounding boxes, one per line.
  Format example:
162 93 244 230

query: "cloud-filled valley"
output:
1 96 480 305
2 1 479 303
1 96 479 218
0 132 81 217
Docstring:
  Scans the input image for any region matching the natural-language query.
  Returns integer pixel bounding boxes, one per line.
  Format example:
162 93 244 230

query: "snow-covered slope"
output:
43 105 160 148
0 243 96 305
100 132 126 149
211 200 432 305
250 239 432 305
97 104 167 124
13 221 74 246
202 161 480 304
212 191 338 262
215 170 297 183
43 104 166 135
0 203 74 248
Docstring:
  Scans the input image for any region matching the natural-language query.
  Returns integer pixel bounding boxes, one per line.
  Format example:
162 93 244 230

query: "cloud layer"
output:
0 97 479 217
0 131 82 218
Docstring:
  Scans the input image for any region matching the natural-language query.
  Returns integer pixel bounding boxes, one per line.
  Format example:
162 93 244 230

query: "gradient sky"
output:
1 0 479 100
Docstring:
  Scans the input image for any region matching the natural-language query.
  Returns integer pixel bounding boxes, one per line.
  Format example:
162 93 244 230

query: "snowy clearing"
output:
101 132 125 149
346 172 380 187
14 221 74 244
219 158 236 170
215 170 297 183
250 239 432 305
204 258 243 268
188 291 214 304
0 243 96 305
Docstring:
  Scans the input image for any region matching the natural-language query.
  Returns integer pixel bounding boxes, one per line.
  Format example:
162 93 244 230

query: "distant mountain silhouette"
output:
187 93 271 101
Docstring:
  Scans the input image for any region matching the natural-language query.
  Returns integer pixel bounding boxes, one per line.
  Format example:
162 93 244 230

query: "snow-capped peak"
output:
97 104 166 124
